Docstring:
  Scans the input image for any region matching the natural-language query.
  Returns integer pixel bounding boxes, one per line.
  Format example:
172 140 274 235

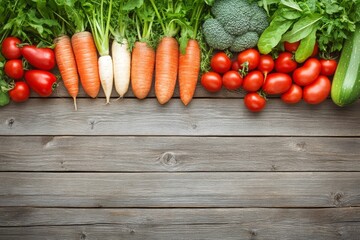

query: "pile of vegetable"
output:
0 0 359 111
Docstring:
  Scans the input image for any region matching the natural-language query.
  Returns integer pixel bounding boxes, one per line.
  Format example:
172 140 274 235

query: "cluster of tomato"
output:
1 37 57 103
201 41 337 112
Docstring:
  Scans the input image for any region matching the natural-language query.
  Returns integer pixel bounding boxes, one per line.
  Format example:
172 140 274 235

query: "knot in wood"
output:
80 232 87 240
331 192 344 207
7 118 15 128
160 152 177 166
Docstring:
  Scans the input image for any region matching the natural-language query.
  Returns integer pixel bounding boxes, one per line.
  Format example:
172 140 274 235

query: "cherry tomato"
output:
242 70 264 92
303 75 331 104
231 60 240 71
210 52 231 74
238 48 260 71
21 45 56 71
201 71 222 92
281 84 302 104
222 70 243 90
4 59 24 80
293 58 321 86
262 73 292 95
275 52 297 73
311 42 319 57
284 41 300 52
244 92 266 112
320 59 337 76
258 54 274 76
1 37 22 59
9 81 30 102
25 70 57 97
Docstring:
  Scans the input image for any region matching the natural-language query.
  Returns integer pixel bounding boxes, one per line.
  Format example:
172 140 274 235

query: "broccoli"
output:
203 0 268 52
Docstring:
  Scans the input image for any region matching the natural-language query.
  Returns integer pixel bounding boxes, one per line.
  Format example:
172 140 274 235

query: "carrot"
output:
71 31 100 99
179 39 201 106
54 35 79 110
155 37 179 104
131 42 155 99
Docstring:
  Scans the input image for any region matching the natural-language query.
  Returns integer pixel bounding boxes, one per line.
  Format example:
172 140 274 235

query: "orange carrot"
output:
178 39 201 106
71 31 100 98
54 35 79 110
155 37 179 104
131 42 155 99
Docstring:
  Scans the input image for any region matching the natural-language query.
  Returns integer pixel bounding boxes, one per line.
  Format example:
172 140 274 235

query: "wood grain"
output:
0 172 359 208
0 208 359 240
1 136 359 172
1 99 359 136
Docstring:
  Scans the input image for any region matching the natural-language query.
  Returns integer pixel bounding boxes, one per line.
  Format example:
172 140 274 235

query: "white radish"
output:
112 39 131 97
98 55 114 104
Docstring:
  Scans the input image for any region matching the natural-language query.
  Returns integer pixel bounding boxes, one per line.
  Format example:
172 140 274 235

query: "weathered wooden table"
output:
0 83 359 239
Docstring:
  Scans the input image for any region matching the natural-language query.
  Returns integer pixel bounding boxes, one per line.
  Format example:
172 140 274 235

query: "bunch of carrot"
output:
48 0 211 108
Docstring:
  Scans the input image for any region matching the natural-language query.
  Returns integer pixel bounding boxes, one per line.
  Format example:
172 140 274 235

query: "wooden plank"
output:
0 172 359 207
1 136 359 172
0 208 359 240
1 99 359 136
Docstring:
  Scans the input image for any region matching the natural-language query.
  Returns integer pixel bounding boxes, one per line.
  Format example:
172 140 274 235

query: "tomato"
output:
303 75 331 104
231 60 240 71
281 84 302 104
311 42 319 57
210 52 231 74
320 59 337 76
293 58 321 86
222 70 243 90
9 81 30 103
284 41 300 52
242 70 264 92
4 59 24 80
244 92 266 112
25 70 57 97
201 71 222 92
238 48 260 71
275 52 297 73
1 37 22 59
21 45 56 71
262 73 292 95
258 54 274 76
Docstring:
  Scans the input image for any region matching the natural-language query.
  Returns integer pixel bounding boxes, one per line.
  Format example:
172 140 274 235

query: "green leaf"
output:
280 0 302 12
295 27 317 63
282 14 322 42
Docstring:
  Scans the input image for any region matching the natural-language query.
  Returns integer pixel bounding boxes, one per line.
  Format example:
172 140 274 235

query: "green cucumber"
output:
331 24 360 106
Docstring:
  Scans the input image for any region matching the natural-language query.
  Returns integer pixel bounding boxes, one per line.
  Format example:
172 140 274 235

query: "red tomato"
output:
244 92 266 112
9 81 30 102
210 52 231 74
231 60 240 71
1 37 22 59
281 84 302 104
25 70 57 97
258 54 274 76
311 42 319 57
21 45 56 71
262 73 292 95
284 41 300 52
275 52 297 73
238 48 260 71
320 59 337 76
4 59 24 80
303 75 331 104
222 70 243 90
242 70 264 92
293 58 321 86
201 72 222 92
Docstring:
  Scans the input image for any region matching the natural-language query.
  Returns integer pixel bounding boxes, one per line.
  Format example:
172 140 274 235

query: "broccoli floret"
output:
203 18 234 50
230 32 259 52
202 0 269 52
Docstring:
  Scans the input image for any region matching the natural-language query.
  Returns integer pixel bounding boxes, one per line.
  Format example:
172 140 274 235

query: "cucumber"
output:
331 24 360 106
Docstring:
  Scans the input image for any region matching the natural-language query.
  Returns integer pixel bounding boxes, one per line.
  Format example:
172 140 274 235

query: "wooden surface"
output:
1 84 360 239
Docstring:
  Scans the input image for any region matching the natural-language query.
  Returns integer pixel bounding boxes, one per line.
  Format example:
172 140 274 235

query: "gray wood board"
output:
1 99 359 136
0 208 358 240
0 172 359 207
1 136 359 172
